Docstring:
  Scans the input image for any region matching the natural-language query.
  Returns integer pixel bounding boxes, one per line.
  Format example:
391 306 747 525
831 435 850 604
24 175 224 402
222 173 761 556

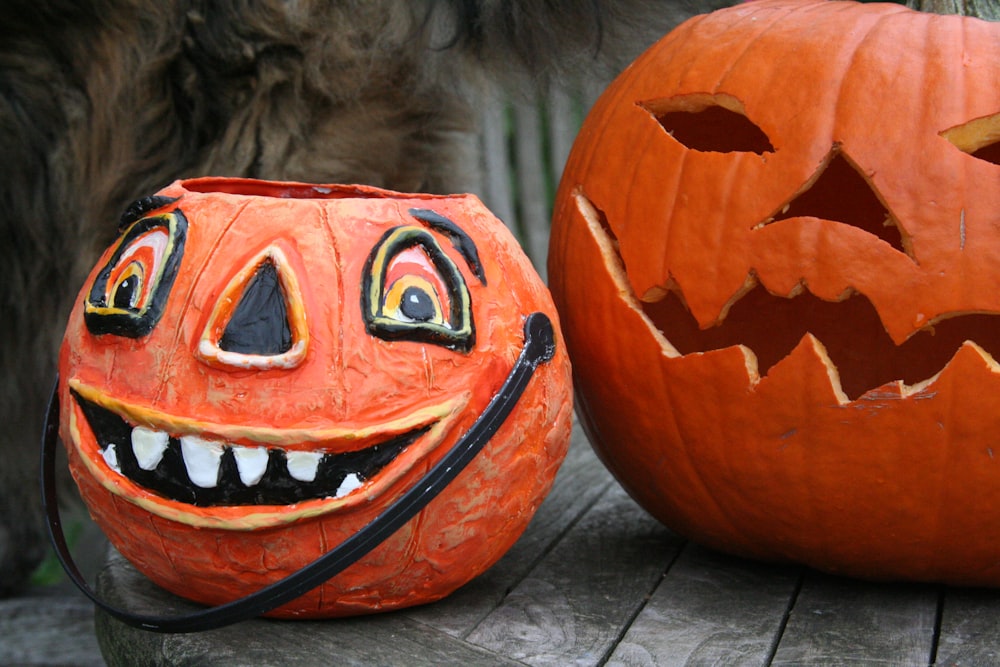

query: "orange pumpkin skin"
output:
549 0 1000 585
60 177 571 617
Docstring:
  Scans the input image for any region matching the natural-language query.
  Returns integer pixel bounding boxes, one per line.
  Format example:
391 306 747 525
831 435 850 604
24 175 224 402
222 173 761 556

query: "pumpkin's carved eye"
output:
641 93 774 154
363 226 474 351
85 210 187 338
940 112 1000 166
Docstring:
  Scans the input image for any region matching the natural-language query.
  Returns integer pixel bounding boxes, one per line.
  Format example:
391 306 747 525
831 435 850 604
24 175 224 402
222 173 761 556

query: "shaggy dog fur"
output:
0 0 727 595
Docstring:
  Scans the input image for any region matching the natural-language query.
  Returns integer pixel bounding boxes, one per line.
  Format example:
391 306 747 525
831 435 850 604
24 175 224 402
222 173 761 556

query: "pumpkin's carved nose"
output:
196 247 310 371
753 149 909 258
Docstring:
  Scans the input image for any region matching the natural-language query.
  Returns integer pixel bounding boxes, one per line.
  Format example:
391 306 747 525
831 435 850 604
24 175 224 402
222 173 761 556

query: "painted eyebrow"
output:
118 195 179 232
408 208 487 285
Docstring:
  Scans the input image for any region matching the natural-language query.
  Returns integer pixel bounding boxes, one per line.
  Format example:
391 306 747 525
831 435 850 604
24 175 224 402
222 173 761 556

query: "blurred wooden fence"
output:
475 84 605 281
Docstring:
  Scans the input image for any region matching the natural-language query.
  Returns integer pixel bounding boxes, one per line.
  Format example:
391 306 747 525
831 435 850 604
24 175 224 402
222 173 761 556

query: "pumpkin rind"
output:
61 177 572 617
549 0 1000 585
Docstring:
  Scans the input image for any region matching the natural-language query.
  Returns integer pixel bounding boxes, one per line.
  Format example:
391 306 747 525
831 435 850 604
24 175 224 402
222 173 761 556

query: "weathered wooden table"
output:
80 421 1000 665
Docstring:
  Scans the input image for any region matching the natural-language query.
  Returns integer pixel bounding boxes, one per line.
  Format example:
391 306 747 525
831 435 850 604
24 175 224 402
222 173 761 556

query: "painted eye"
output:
106 230 164 310
85 210 187 337
381 245 452 327
363 227 474 350
384 276 445 326
110 263 143 309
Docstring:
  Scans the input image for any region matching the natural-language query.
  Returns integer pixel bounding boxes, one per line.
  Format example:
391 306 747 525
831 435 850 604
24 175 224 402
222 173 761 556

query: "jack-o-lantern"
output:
549 0 1000 585
59 177 571 618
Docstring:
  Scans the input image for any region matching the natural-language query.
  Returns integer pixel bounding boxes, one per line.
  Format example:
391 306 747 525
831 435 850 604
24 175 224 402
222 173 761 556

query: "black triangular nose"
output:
219 261 292 355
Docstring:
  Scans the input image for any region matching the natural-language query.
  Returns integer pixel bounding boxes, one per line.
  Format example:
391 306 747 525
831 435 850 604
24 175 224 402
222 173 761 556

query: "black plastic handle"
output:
41 312 556 633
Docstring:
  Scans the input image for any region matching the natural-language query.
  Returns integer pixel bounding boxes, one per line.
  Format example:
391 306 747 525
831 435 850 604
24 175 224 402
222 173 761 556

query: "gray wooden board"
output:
95 548 522 667
93 422 608 667
512 98 550 274
771 572 939 666
405 422 615 638
35 416 1000 666
606 543 802 667
0 594 104 667
935 587 1000 666
464 483 682 666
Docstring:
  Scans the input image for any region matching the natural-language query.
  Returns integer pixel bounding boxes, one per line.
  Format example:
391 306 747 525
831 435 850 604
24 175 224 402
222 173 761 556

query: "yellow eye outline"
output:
363 226 473 351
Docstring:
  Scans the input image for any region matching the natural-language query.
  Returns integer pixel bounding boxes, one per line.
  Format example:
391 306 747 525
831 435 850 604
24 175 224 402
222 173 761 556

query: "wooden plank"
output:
935 587 1000 666
771 572 938 665
465 483 682 666
95 549 522 667
478 99 516 230
512 98 551 275
406 421 615 637
606 543 801 666
0 594 104 666
94 423 614 666
544 87 582 188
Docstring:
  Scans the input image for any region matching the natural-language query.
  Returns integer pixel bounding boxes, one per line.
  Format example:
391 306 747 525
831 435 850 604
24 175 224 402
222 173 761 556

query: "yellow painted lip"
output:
67 378 470 530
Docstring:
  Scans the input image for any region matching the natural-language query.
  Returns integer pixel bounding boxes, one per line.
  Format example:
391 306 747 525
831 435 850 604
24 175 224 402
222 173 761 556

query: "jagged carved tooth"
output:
286 450 323 483
335 473 363 498
231 445 269 487
179 435 224 488
131 426 169 471
102 443 121 474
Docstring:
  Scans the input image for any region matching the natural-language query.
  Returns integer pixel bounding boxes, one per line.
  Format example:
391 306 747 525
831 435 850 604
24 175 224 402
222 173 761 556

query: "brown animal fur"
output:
0 0 727 594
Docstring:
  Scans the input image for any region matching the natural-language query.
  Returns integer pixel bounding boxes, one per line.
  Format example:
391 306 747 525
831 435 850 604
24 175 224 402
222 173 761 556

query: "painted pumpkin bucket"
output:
55 177 572 619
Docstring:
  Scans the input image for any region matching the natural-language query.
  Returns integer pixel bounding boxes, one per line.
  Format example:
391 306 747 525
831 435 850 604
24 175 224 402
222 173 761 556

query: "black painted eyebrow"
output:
118 195 179 232
408 208 487 285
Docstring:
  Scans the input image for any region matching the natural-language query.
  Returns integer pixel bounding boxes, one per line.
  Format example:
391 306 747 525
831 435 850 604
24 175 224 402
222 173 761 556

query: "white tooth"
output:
102 443 121 473
286 450 323 483
232 445 269 487
179 435 224 488
131 427 169 471
335 473 363 498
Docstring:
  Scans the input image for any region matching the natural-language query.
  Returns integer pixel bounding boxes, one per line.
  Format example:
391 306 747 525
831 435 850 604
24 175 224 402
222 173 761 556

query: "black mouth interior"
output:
642 284 1000 400
72 392 425 506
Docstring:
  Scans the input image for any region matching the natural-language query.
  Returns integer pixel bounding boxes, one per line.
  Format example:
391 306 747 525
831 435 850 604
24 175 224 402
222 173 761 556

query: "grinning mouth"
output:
575 192 1000 401
642 282 1000 401
70 387 434 507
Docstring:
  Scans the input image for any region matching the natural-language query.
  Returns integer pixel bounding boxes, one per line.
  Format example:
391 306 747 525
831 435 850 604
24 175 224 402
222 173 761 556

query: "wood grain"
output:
406 421 615 638
95 548 523 667
935 587 1000 666
85 415 1000 667
0 594 104 667
465 483 681 666
771 572 938 665
606 544 801 666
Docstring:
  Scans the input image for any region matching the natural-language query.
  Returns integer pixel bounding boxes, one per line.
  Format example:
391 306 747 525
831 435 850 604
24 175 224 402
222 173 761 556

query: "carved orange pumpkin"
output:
60 177 571 617
549 0 1000 585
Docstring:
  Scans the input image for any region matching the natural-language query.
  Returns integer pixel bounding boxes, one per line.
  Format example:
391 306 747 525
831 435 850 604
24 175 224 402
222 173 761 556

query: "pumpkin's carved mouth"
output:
642 284 1000 400
68 380 455 508
579 193 1000 400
